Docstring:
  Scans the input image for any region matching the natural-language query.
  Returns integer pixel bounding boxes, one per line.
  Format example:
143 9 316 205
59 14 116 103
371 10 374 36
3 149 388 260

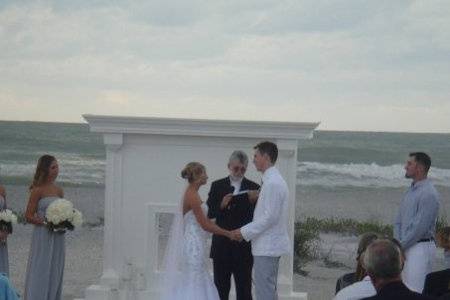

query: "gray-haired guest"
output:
207 150 259 300
362 239 434 300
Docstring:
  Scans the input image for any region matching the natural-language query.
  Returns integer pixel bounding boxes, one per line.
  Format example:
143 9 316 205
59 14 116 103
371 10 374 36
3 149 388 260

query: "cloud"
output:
0 1 449 132
96 90 132 106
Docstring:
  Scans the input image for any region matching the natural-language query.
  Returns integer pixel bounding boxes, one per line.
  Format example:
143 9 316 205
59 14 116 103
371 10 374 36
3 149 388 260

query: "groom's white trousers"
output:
253 256 280 300
402 241 436 293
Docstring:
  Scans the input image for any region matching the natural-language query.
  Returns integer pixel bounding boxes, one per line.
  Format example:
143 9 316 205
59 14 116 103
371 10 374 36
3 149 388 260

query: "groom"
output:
232 141 290 300
207 150 260 300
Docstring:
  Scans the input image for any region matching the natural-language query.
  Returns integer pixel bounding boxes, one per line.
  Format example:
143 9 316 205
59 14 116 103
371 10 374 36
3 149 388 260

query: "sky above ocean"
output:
0 1 449 132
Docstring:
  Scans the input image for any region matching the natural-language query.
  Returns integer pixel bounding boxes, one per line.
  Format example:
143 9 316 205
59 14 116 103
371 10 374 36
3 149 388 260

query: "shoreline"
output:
5 183 450 224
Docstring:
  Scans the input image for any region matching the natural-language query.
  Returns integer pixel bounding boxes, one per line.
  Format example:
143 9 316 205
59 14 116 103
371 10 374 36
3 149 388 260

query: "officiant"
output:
207 150 260 300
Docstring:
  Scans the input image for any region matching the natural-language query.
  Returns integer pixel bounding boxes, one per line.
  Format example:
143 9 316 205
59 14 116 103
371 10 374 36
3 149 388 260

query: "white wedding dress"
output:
160 203 220 300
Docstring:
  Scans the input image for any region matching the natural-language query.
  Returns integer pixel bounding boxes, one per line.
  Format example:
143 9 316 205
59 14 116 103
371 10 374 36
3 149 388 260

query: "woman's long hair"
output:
437 227 450 250
29 155 56 190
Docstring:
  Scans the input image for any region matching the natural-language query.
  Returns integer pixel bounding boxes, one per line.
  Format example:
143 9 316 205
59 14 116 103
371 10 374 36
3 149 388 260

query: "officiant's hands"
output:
230 229 243 242
247 190 259 204
220 193 233 210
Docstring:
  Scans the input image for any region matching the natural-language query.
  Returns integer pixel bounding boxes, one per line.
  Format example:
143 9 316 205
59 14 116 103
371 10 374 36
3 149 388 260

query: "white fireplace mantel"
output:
79 115 319 300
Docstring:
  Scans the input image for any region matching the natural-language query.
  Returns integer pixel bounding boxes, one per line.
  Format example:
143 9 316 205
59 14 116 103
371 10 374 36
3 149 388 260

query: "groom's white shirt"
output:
240 166 290 257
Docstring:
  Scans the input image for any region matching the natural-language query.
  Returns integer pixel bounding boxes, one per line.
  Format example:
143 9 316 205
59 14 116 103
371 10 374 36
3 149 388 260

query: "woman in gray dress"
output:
24 155 65 300
0 184 9 276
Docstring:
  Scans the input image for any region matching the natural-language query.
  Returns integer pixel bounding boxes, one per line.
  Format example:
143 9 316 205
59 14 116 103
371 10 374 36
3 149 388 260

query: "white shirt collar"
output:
229 176 243 184
262 165 277 182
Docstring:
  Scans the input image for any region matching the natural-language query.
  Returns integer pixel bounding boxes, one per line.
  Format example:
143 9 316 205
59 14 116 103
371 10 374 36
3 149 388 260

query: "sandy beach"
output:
7 226 449 300
8 224 103 300
7 224 354 299
4 184 450 299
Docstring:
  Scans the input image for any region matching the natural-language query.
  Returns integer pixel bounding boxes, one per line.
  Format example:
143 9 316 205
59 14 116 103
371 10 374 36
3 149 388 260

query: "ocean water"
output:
1 120 450 223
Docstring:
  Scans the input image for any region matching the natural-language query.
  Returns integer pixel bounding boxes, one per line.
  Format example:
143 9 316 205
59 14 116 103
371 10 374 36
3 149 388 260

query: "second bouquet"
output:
45 198 83 233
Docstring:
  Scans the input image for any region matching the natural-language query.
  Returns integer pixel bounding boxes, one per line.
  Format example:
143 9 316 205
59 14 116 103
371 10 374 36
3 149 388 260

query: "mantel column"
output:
276 139 298 294
101 133 124 287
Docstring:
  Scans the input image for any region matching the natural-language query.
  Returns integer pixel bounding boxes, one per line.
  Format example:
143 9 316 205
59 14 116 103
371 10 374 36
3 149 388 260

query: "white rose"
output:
72 209 83 228
46 199 74 224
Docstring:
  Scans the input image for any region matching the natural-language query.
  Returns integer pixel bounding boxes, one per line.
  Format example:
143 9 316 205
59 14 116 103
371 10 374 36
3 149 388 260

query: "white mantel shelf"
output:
83 114 320 140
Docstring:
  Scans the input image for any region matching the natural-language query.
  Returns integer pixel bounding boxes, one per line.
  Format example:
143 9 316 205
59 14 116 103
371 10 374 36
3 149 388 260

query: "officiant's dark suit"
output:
207 161 259 300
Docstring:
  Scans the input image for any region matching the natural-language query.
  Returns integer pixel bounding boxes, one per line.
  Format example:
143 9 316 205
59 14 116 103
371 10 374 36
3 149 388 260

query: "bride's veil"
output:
159 197 185 299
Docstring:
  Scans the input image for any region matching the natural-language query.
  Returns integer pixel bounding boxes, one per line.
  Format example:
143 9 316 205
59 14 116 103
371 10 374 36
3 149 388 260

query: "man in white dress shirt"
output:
232 141 290 300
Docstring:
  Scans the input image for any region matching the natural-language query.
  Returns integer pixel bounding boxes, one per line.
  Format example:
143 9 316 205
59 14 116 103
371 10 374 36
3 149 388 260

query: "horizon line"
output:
0 118 449 135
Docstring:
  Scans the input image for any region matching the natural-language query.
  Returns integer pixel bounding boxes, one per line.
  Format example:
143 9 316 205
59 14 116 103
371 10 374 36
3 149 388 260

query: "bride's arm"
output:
190 196 232 238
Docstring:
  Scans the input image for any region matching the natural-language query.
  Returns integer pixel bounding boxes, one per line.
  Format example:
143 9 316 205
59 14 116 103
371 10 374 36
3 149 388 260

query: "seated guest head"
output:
437 227 450 250
389 238 406 264
437 227 450 268
228 150 248 181
334 232 379 293
363 239 403 291
355 232 379 281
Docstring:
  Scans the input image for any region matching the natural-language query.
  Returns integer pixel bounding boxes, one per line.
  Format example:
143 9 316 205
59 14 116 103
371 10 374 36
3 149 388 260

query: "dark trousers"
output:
213 257 253 300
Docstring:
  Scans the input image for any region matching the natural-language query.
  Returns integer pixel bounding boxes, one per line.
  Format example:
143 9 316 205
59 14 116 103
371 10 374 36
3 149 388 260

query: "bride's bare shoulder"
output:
184 189 201 206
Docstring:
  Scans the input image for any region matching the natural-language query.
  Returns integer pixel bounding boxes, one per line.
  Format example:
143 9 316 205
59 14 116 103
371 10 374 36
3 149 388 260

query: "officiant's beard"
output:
230 174 243 181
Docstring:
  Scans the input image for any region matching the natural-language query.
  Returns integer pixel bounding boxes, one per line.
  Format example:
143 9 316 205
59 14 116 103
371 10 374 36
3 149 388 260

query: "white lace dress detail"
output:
183 204 209 272
165 203 220 299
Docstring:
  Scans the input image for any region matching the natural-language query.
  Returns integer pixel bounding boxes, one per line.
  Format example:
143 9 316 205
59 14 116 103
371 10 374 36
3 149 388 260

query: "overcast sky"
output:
1 0 449 132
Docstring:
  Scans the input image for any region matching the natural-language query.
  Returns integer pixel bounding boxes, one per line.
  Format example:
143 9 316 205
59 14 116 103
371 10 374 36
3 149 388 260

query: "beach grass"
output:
299 217 393 237
293 216 448 274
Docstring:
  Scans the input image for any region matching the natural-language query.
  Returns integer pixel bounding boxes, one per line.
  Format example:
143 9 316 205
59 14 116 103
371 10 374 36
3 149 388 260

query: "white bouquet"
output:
45 198 83 232
0 209 18 233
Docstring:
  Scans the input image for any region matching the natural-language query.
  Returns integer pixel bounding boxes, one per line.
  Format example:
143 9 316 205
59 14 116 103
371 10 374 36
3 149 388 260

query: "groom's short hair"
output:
254 141 278 164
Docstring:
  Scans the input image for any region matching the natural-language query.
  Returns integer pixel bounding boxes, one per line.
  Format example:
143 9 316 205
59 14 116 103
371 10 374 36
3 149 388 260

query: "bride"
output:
160 162 235 299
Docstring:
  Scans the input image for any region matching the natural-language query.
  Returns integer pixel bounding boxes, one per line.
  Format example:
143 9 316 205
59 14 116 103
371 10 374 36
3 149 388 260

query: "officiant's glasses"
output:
232 166 246 173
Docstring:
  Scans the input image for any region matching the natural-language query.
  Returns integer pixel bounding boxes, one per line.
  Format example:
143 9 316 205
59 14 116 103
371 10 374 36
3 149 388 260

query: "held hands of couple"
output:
228 229 243 242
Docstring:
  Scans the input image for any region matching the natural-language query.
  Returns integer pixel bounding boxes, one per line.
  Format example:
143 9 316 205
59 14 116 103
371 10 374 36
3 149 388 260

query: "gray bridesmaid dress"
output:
0 195 9 276
24 196 65 300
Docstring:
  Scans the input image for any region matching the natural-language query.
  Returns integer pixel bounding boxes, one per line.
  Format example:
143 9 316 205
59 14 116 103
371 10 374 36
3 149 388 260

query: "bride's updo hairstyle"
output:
181 162 205 183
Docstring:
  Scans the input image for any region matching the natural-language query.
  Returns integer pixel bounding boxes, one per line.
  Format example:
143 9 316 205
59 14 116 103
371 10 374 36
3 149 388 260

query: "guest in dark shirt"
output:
423 227 450 297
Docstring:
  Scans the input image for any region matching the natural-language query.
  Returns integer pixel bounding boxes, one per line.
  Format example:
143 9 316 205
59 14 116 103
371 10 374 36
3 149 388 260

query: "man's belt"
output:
417 238 434 243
